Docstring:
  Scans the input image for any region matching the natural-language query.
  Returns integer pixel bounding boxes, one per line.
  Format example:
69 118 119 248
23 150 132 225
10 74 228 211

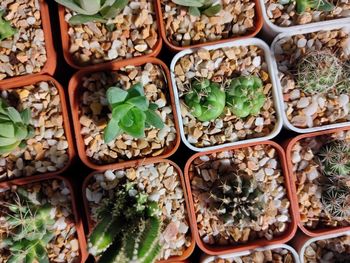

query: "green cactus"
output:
321 183 350 220
0 98 34 155
54 0 128 24
171 0 221 17
184 79 226 121
104 82 164 142
88 181 162 263
296 50 343 95
2 188 56 263
226 76 266 118
209 172 264 224
0 10 16 41
295 0 334 14
317 140 350 187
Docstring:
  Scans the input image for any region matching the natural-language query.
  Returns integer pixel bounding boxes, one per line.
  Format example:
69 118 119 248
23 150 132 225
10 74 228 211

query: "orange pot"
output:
155 0 263 52
285 126 350 237
0 174 88 263
68 57 180 170
0 0 56 85
0 75 75 181
184 140 298 255
57 3 162 70
81 159 195 262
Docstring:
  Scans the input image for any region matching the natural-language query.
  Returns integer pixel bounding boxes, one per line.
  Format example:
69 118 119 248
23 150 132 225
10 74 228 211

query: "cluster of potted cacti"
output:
1 0 350 262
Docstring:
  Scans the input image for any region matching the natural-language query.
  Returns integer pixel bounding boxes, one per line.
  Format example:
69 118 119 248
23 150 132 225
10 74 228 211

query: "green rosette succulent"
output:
184 79 226 122
226 76 266 118
0 10 16 41
172 0 221 17
278 0 334 13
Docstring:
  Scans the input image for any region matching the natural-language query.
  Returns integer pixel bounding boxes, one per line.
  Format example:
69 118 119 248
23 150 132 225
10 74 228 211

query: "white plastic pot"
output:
270 23 350 134
294 231 350 263
200 244 300 263
259 0 350 40
170 38 283 152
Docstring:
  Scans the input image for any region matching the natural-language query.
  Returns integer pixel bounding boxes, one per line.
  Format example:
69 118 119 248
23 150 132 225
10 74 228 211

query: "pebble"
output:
297 97 310 109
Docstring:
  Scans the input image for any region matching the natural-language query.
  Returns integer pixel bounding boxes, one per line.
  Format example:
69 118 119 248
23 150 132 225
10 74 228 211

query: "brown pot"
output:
0 174 88 263
184 140 298 255
155 0 263 51
81 159 195 262
57 3 162 70
285 127 350 237
0 0 56 85
0 75 75 181
68 57 180 170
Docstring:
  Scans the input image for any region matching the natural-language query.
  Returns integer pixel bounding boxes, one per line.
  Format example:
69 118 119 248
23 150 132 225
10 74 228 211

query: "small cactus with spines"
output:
321 183 350 220
209 172 265 225
88 181 162 263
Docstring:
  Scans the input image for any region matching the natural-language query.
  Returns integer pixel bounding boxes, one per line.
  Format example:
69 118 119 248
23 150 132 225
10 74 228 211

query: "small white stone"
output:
252 56 261 67
290 89 300 100
104 170 116 181
303 102 318 116
339 94 349 107
255 117 264 126
277 214 289 222
297 97 310 108
297 38 307 48
26 17 36 25
55 217 67 230
108 49 118 59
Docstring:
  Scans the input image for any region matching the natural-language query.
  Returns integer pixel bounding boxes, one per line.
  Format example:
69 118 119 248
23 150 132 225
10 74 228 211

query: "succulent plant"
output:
317 140 350 187
88 181 162 263
172 0 222 17
0 98 34 155
2 188 56 263
54 0 128 25
104 82 164 142
184 79 226 121
0 10 16 41
296 50 343 95
321 183 350 220
278 0 334 13
209 172 265 225
226 75 266 118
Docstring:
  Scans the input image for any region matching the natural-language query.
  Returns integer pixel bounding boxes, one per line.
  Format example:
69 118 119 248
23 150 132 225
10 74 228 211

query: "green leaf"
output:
54 0 99 15
189 6 201 16
77 0 101 15
316 0 334 11
203 4 221 16
104 118 122 143
7 107 22 123
14 124 28 141
111 104 133 121
149 103 158 110
7 254 26 263
0 136 17 146
296 0 308 13
20 109 32 125
100 0 128 18
69 14 107 25
107 86 128 105
171 0 206 7
34 242 49 263
127 96 149 111
0 121 15 137
120 114 134 127
119 108 146 138
126 83 145 99
145 110 164 129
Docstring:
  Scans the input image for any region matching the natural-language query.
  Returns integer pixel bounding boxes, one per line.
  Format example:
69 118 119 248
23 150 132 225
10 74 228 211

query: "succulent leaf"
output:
0 10 16 41
172 0 221 16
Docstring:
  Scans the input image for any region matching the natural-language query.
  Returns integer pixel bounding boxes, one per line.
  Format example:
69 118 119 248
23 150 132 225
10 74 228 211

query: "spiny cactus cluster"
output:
295 50 344 95
209 172 264 225
0 98 34 155
321 184 350 220
2 188 56 263
88 181 162 263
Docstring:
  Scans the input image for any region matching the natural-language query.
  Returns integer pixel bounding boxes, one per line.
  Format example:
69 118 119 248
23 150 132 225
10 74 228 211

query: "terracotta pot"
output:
81 159 195 262
0 0 56 86
57 3 162 70
184 140 298 255
155 0 263 51
0 174 88 263
0 75 75 181
285 126 350 237
68 57 180 170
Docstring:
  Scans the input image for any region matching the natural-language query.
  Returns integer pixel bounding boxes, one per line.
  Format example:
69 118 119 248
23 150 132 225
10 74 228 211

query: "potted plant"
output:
55 0 162 69
170 38 282 152
286 127 350 237
260 0 350 38
271 24 350 133
184 141 297 255
0 175 87 262
69 57 180 170
293 231 350 263
0 75 74 182
201 244 300 263
82 159 195 262
0 0 56 85
155 0 263 51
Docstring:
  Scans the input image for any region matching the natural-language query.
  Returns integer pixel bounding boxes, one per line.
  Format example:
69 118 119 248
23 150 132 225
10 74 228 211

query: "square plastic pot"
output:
170 38 283 152
184 140 298 255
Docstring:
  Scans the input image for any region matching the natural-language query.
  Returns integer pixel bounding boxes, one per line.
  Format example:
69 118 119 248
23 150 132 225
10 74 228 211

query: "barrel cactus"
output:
184 79 226 122
0 99 34 155
226 75 266 118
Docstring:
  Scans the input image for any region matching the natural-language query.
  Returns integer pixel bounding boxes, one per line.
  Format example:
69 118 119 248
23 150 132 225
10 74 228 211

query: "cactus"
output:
295 0 334 14
0 10 16 41
184 79 226 121
171 0 221 17
296 50 343 95
0 98 34 155
209 172 264 224
104 82 164 142
2 188 56 263
317 140 350 187
321 183 350 220
88 181 162 263
226 75 266 118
